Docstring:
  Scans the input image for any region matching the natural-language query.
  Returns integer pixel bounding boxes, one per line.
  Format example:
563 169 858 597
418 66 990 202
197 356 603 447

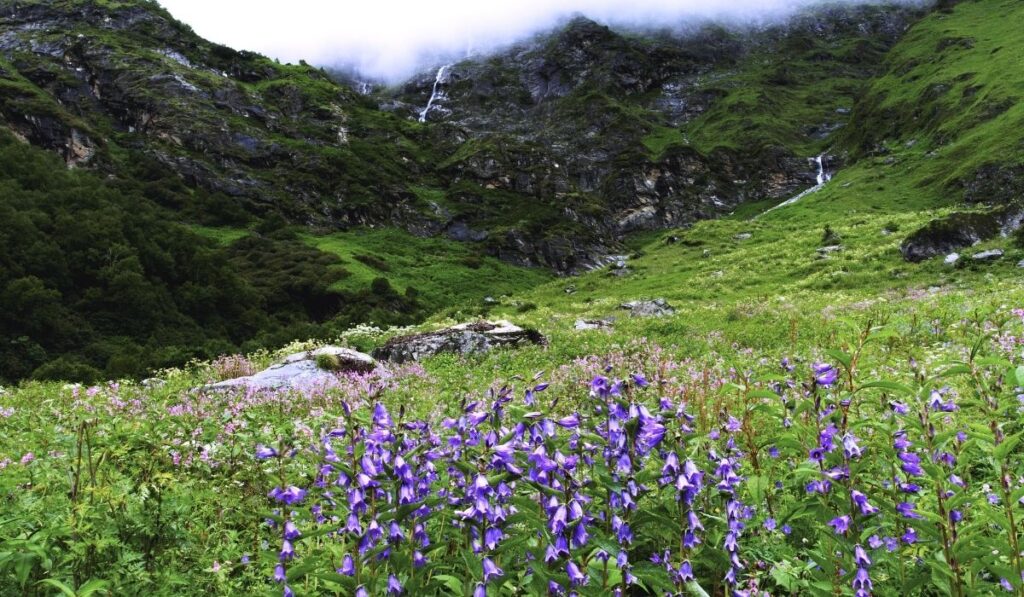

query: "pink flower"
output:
20 452 35 465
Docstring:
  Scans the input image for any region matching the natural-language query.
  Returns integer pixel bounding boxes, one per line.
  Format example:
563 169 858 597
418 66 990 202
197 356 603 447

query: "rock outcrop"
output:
373 321 546 363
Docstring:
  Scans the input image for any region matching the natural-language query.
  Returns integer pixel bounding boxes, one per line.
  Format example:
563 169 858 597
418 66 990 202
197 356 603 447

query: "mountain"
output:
1 0 1023 382
3 0 921 268
385 6 917 268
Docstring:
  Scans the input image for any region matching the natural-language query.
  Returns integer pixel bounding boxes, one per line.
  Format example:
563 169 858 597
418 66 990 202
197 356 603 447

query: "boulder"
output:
972 249 1004 262
202 346 376 393
619 299 675 318
373 321 546 364
944 253 960 265
900 212 1001 262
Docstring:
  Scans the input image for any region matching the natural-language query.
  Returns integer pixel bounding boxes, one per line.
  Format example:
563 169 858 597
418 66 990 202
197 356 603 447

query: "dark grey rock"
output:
619 299 675 318
373 321 546 363
900 212 1002 262
446 220 489 242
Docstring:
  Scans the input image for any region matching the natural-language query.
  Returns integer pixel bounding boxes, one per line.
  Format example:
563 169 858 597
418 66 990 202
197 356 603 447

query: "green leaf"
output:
827 349 852 371
995 432 1022 460
746 389 782 401
35 578 76 597
432 574 463 595
856 380 914 396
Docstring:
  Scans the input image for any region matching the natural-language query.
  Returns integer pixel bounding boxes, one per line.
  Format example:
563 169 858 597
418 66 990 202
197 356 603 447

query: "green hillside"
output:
2 1 1024 594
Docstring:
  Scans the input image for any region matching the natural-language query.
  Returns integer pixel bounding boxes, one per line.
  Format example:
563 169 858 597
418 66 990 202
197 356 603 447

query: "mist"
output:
157 0 926 83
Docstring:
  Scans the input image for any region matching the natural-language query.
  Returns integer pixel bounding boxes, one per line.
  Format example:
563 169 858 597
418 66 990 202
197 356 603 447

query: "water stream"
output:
418 65 450 123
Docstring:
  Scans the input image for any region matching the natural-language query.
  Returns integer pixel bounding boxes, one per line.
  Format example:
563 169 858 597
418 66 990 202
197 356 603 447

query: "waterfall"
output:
814 154 831 185
418 65 450 123
757 153 832 217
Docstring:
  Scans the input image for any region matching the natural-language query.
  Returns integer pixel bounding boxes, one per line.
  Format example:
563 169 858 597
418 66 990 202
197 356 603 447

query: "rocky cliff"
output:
1 1 925 270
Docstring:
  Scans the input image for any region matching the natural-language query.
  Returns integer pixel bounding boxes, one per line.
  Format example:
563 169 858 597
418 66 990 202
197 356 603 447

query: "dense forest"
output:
0 133 423 382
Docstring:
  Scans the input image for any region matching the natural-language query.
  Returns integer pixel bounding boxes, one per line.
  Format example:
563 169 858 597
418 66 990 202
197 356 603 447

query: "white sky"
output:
157 0 917 82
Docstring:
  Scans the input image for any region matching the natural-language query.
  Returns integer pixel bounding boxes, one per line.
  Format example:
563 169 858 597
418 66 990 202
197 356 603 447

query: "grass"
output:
642 125 687 158
189 225 250 245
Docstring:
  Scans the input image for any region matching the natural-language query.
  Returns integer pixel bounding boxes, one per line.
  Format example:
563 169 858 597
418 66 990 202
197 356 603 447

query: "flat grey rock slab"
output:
972 249 1004 261
575 318 614 331
201 346 376 393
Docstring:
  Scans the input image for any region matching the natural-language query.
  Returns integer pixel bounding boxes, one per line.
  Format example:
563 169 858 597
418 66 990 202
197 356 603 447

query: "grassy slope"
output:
191 224 553 317
304 229 553 313
6 0 1019 394
845 0 1024 184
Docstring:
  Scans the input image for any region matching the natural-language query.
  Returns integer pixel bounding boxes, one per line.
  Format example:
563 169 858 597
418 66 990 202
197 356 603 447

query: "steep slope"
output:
0 0 434 228
2 0 928 271
0 0 552 381
476 0 1024 337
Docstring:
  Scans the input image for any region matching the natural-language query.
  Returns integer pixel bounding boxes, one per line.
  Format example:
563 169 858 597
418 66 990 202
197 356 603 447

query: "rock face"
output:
619 299 676 317
203 346 376 393
373 321 546 363
963 164 1024 205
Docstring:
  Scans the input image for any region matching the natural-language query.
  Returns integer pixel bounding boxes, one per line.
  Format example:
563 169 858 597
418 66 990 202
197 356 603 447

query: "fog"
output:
157 0 925 82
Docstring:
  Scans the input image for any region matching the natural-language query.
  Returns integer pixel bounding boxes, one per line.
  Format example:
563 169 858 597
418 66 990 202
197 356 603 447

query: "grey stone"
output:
575 318 614 331
619 299 675 318
373 321 546 363
202 346 376 393
734 233 752 241
944 253 960 265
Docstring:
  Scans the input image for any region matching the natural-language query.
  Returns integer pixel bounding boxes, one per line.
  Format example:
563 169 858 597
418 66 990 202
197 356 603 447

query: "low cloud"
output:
158 0 926 82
